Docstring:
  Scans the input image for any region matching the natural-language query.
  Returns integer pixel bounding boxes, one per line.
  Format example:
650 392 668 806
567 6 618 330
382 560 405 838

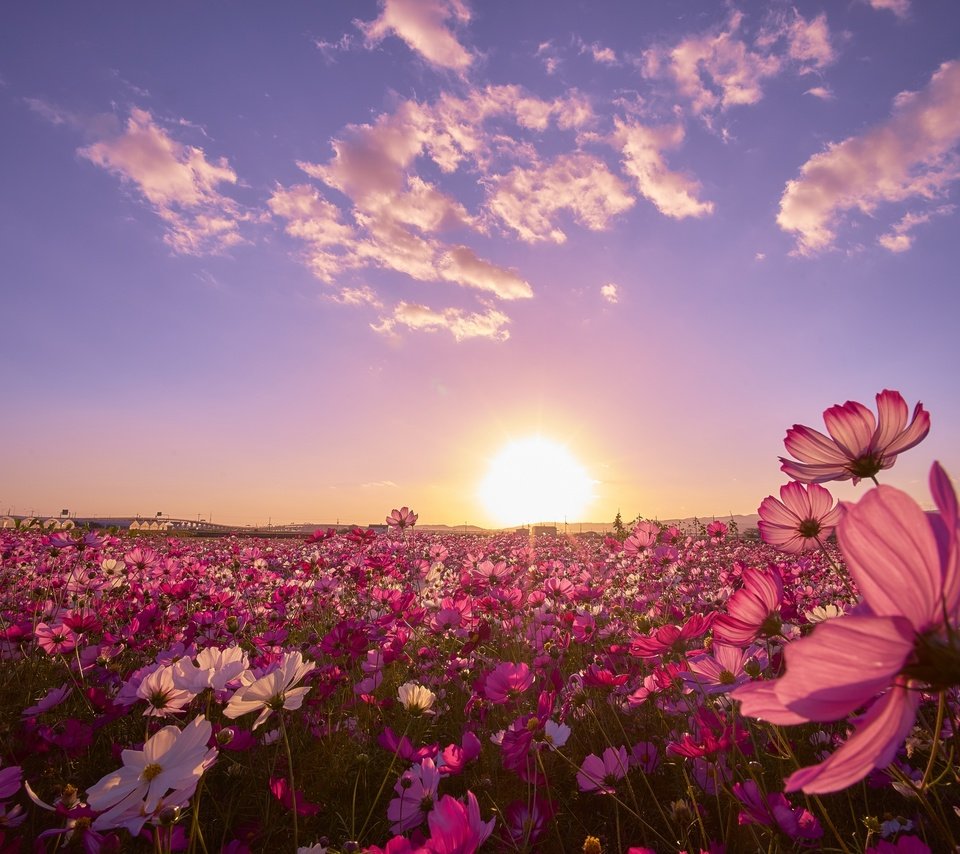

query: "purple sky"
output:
1 0 958 527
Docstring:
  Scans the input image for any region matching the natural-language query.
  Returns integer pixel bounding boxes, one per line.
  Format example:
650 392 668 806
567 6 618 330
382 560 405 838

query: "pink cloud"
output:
371 301 511 341
877 205 956 253
804 86 834 100
657 11 782 114
358 0 472 71
487 152 635 243
438 246 532 299
613 119 714 219
867 0 910 19
778 60 960 254
782 11 835 72
80 108 244 255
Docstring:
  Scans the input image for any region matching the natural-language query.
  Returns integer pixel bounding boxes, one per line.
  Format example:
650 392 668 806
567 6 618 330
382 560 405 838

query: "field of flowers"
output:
0 390 957 853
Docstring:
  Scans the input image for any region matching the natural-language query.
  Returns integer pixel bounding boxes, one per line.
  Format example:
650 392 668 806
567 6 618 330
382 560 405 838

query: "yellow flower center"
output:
142 762 163 781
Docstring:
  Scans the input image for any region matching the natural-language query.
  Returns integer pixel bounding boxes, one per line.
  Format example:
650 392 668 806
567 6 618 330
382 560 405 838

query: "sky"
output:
1 0 958 528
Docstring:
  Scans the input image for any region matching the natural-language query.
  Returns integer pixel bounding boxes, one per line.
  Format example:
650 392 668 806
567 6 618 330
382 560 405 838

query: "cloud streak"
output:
778 60 960 254
80 108 245 255
358 0 473 71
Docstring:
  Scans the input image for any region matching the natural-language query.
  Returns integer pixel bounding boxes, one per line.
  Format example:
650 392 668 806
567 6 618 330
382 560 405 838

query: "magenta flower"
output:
735 463 960 793
424 791 495 853
732 780 822 840
780 390 930 485
386 506 419 529
35 622 78 655
758 482 842 554
576 745 629 794
713 567 784 645
484 662 533 704
387 757 441 833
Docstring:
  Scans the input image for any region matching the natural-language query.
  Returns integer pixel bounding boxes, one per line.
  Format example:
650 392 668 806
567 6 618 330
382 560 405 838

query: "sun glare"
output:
478 437 596 528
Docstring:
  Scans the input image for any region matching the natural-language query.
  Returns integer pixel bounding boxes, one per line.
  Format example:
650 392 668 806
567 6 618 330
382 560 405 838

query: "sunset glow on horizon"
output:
1 1 959 527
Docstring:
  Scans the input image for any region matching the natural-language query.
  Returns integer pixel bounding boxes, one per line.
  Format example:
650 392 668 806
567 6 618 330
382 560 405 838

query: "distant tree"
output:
612 511 626 540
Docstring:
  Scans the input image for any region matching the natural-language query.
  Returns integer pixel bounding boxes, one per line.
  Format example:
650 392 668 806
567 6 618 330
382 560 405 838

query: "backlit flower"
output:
758 482 842 554
735 463 960 793
576 746 629 794
397 681 436 715
713 567 784 645
386 507 418 529
780 390 929 485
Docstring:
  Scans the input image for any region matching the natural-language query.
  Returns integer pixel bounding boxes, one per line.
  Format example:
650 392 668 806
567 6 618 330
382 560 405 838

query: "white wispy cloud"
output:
372 301 511 341
357 0 473 71
778 59 960 254
600 282 620 303
487 152 635 243
79 108 245 255
804 86 834 100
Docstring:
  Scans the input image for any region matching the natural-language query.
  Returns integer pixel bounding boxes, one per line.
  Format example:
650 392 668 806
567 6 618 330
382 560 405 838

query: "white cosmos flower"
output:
172 646 249 693
87 715 216 836
397 681 436 715
223 651 315 730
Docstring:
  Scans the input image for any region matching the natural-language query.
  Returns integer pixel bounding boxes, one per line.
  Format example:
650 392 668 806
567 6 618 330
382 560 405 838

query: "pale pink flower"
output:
576 746 629 794
172 645 249 693
386 506 418 529
780 390 930 485
387 757 441 833
223 650 314 730
137 664 195 717
735 463 960 793
758 482 842 554
86 715 217 836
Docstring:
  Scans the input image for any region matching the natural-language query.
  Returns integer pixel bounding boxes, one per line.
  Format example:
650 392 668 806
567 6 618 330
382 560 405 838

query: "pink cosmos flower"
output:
137 664 195 717
386 507 418 529
424 791 495 853
707 520 728 541
484 662 533 704
387 757 441 833
758 482 842 554
683 643 754 695
576 745 629 794
713 567 785 645
35 622 78 655
780 390 930 485
732 780 822 840
86 715 217 836
735 463 960 794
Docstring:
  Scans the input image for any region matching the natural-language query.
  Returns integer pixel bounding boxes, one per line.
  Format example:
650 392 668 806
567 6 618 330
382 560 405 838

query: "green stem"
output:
279 713 299 849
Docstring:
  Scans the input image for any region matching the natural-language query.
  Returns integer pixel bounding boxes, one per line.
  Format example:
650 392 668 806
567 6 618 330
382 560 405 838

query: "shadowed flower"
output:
576 746 629 794
758 482 842 554
484 662 533 704
735 463 960 793
224 651 315 730
780 390 930 485
732 779 822 840
86 715 217 836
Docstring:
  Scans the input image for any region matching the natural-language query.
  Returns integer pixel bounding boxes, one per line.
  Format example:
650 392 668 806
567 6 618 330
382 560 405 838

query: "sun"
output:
478 436 596 528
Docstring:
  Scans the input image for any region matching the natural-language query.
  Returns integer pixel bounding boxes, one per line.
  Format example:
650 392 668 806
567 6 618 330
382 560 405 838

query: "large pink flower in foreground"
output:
780 390 930 485
758 481 842 554
735 463 959 793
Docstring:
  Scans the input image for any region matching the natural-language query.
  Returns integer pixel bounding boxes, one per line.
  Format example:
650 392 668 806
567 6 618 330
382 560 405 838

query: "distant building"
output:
532 525 558 537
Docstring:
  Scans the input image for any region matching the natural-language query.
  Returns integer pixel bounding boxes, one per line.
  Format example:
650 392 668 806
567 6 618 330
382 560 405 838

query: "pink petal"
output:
733 681 808 725
872 390 908 451
774 616 914 721
823 401 875 458
881 401 930 456
783 425 849 466
839 485 943 629
785 682 920 794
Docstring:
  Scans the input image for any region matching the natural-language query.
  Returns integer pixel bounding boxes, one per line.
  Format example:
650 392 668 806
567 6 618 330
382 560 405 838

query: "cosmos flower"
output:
387 758 441 833
86 715 217 836
397 681 437 715
576 746 629 794
734 463 960 793
758 482 842 554
386 507 419 529
713 567 785 646
484 662 533 704
780 390 930 485
223 651 315 730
